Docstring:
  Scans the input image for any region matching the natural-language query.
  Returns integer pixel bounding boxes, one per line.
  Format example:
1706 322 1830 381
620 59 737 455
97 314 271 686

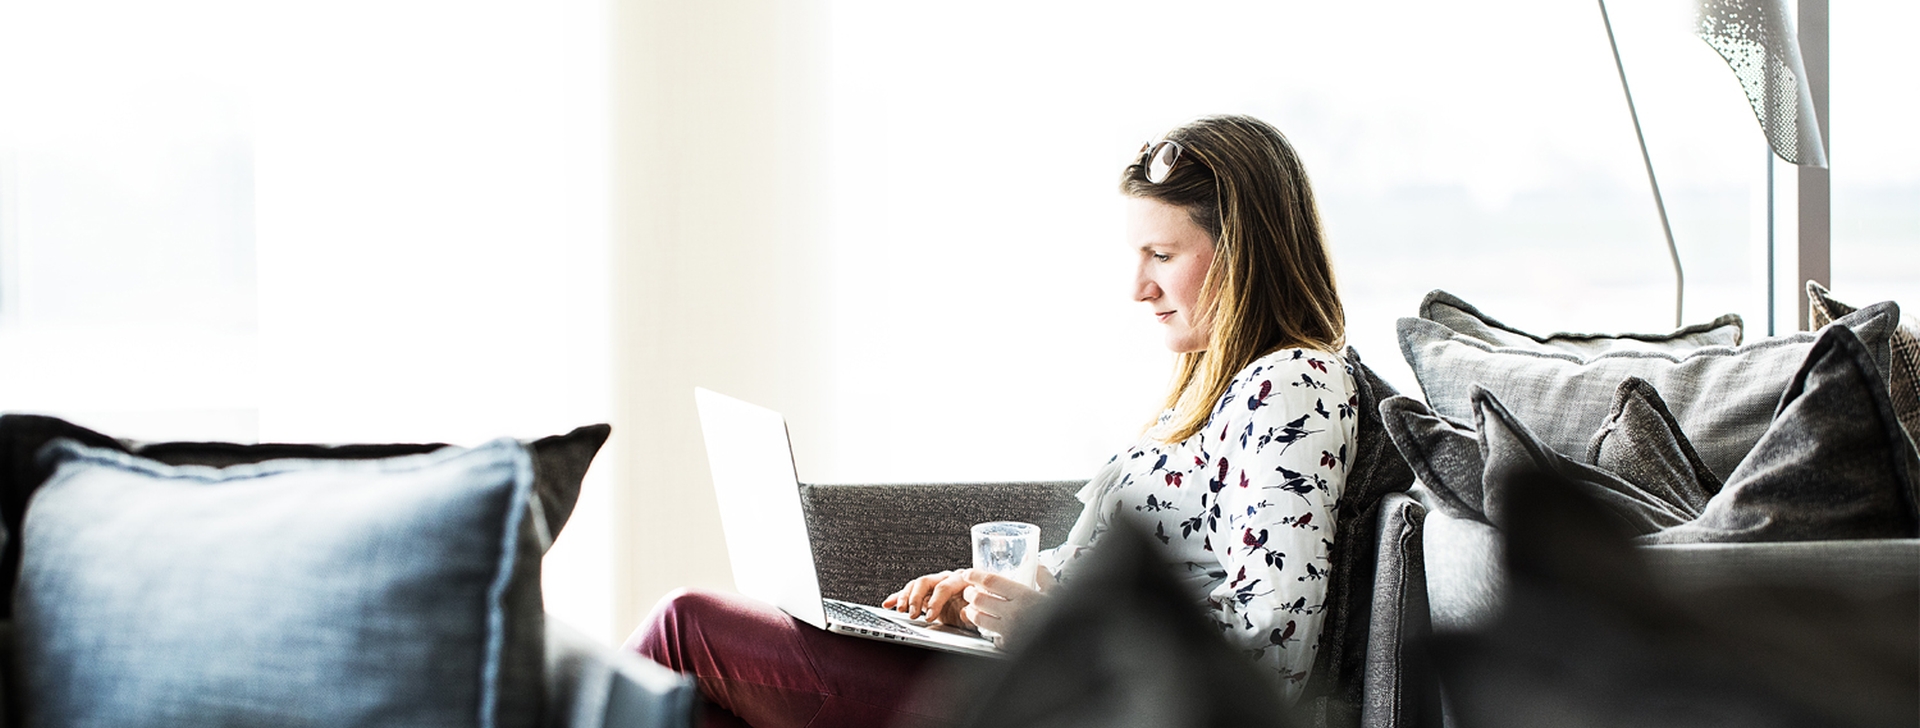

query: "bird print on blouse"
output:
1056 348 1357 702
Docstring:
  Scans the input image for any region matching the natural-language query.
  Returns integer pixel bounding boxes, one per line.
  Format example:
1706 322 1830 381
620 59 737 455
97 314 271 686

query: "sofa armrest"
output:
545 618 697 728
799 481 1083 606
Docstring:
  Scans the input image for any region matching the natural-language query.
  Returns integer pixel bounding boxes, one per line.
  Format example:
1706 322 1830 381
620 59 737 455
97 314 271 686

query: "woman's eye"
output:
1151 252 1171 262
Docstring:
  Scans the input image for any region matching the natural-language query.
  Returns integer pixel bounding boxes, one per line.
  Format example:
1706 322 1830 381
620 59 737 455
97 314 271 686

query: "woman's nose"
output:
1135 276 1159 302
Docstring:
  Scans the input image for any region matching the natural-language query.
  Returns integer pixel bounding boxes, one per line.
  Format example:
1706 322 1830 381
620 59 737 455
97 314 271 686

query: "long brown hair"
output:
1121 115 1345 443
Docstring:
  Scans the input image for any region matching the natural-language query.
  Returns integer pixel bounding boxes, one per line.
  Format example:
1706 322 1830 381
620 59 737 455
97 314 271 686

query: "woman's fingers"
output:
889 571 950 618
923 572 970 625
961 568 1038 601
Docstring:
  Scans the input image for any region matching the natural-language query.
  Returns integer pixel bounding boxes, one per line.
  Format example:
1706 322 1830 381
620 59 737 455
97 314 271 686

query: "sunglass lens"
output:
1147 142 1180 183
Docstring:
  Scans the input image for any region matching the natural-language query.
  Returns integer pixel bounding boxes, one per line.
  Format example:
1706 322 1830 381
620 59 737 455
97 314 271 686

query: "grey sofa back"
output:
798 481 1083 606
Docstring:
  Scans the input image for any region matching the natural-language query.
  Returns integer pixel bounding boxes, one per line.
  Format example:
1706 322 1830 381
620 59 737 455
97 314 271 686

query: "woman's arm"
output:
1201 351 1355 698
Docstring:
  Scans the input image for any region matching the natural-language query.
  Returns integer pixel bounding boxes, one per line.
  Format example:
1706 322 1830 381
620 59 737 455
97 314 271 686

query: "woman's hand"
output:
960 568 1054 638
881 570 972 626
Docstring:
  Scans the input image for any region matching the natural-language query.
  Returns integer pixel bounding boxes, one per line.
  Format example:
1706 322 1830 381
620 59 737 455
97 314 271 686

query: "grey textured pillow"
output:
1378 395 1485 524
1400 300 1901 480
18 439 544 728
1475 387 1698 535
1641 326 1920 544
1808 281 1920 451
1384 381 1717 536
1585 377 1719 518
1419 290 1743 357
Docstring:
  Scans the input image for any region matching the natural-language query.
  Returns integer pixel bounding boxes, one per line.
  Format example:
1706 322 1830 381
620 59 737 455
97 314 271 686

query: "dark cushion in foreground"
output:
17 439 545 728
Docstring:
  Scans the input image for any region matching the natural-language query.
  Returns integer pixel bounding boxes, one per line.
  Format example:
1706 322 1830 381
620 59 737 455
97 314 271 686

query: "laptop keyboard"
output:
825 601 918 636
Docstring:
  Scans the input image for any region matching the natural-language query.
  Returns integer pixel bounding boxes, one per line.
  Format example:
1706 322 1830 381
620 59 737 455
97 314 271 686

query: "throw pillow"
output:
945 517 1293 728
1399 300 1901 479
1382 385 1705 535
0 415 609 619
1377 395 1485 524
1418 289 1743 357
1474 387 1699 535
1807 281 1920 450
1641 326 1920 544
17 439 544 728
1584 377 1720 517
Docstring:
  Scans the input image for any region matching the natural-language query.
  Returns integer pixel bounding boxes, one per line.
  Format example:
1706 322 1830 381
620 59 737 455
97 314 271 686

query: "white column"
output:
609 0 835 638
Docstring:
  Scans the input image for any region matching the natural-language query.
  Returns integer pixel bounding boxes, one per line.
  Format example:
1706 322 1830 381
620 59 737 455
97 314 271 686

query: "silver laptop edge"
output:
693 387 998 658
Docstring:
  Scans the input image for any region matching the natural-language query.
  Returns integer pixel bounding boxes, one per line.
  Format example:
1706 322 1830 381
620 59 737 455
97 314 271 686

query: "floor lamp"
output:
1596 0 1828 330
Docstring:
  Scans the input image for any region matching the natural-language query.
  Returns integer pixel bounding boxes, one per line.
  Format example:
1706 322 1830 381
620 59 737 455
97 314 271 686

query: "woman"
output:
629 114 1355 727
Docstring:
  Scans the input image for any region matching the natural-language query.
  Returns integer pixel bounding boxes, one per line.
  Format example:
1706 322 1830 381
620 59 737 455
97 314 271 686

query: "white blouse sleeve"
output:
1200 351 1355 700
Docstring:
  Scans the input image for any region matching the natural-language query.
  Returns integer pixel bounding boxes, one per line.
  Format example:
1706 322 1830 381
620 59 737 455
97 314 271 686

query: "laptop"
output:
694 387 1001 658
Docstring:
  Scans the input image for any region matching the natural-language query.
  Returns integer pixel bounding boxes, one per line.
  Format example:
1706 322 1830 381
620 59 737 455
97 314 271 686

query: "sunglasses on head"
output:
1136 139 1185 184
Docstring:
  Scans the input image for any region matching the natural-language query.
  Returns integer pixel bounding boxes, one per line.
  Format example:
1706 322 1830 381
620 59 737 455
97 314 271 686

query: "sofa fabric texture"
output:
1417 289 1744 356
799 480 1083 607
17 439 544 728
1359 493 1440 728
1398 300 1900 480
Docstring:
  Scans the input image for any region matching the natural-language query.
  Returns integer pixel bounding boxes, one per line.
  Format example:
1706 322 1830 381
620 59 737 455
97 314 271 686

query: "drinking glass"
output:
970 521 1040 640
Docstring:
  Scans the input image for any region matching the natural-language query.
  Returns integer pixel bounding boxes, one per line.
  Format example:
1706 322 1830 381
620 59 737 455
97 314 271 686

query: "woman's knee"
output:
625 587 727 656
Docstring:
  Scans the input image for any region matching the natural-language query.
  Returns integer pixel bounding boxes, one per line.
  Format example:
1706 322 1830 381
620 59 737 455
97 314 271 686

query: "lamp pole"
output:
1598 0 1685 328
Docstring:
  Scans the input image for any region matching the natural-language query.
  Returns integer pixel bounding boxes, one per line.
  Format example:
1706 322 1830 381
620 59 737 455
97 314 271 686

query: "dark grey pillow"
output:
1585 377 1719 518
1418 289 1743 357
1378 395 1485 524
18 439 545 728
1474 387 1699 535
1400 300 1901 479
1808 281 1920 452
1642 326 1920 544
947 518 1292 728
1382 385 1702 535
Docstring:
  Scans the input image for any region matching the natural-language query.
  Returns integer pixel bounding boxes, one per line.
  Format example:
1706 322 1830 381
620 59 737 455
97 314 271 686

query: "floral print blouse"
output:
1042 348 1357 702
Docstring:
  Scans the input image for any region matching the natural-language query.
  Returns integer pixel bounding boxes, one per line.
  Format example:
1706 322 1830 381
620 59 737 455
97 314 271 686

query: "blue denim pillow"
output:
17 438 543 728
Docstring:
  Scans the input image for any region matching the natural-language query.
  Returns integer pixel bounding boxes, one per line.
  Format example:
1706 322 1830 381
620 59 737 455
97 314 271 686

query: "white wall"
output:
1 0 620 643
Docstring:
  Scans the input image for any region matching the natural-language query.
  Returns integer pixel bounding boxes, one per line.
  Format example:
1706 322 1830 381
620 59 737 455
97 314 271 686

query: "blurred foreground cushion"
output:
943 519 1292 728
1431 464 1918 728
16 438 546 728
0 415 608 619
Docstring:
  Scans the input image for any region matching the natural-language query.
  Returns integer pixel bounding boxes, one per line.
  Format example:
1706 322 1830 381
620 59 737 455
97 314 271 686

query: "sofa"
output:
0 416 698 728
795 285 1920 728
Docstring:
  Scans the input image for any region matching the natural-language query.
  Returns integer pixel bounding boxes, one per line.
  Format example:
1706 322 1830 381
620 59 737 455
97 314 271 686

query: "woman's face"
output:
1127 196 1217 353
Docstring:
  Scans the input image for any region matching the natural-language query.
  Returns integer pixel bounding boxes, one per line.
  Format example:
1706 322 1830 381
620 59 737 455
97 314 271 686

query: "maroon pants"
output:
626 588 973 728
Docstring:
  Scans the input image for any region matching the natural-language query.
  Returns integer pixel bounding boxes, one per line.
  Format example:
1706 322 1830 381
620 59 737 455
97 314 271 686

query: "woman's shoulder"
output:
1232 347 1349 386
1209 347 1353 418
